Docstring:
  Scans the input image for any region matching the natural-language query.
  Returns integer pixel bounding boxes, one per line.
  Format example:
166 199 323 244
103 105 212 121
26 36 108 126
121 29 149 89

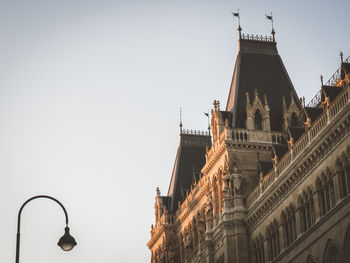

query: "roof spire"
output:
340 51 344 64
320 75 324 86
266 12 275 42
232 10 242 39
179 107 183 134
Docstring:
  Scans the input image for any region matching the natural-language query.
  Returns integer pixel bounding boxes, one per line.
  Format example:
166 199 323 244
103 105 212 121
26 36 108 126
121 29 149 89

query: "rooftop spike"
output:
179 107 183 134
320 75 324 86
340 51 344 64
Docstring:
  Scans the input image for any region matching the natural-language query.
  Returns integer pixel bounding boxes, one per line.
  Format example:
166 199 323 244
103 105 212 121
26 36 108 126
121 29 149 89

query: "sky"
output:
0 0 349 262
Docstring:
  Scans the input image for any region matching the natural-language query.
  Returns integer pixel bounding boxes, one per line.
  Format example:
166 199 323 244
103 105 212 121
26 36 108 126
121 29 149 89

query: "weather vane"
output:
231 9 242 38
265 12 275 41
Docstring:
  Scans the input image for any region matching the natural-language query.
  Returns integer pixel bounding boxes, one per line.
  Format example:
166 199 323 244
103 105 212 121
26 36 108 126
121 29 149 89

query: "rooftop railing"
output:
241 34 273 42
307 55 350 107
247 84 349 208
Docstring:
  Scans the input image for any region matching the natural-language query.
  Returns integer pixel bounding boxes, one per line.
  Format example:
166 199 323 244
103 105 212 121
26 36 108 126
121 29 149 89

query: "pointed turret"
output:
226 32 301 131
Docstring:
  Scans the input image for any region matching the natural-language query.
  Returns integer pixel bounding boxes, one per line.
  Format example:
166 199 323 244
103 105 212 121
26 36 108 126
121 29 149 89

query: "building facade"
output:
147 29 350 263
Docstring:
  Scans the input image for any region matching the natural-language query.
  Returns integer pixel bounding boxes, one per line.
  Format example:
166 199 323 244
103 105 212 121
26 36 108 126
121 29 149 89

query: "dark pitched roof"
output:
160 196 172 211
220 111 233 127
272 143 289 159
226 37 300 131
167 133 211 212
304 107 323 123
288 127 305 142
258 160 273 176
322 85 343 102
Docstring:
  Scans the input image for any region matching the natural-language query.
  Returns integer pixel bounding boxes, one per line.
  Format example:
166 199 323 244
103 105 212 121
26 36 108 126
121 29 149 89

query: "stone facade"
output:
147 32 350 263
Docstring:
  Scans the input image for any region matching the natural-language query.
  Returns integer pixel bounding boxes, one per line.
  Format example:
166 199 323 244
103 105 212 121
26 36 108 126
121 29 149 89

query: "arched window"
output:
298 195 307 233
336 158 347 198
323 240 341 263
299 190 315 233
306 255 316 263
316 177 326 216
254 110 263 130
341 153 350 196
326 169 335 208
267 220 280 261
252 235 265 263
282 204 297 246
290 112 299 127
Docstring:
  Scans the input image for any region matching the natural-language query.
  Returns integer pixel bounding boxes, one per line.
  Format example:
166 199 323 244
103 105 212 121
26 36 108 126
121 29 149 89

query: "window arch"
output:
290 112 300 127
323 240 341 263
281 203 297 247
316 177 326 216
336 158 347 198
306 255 317 263
341 153 350 196
298 189 315 233
266 220 280 261
254 110 263 130
251 234 265 263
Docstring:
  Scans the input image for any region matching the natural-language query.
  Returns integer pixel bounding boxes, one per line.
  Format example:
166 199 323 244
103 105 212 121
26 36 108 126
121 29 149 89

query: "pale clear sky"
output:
0 0 349 262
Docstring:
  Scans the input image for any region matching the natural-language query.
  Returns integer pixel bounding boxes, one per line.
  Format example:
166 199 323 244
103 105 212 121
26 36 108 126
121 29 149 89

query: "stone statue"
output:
223 171 232 196
205 193 213 217
184 231 192 248
197 216 206 239
233 168 243 195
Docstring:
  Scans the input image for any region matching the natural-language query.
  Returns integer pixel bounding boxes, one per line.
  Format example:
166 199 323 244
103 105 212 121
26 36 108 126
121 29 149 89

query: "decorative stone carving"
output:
197 213 206 239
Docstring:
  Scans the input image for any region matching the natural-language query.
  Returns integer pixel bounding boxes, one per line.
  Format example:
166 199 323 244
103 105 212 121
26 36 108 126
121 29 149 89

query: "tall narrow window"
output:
290 112 299 127
336 158 347 198
254 111 263 130
316 177 326 216
267 221 280 261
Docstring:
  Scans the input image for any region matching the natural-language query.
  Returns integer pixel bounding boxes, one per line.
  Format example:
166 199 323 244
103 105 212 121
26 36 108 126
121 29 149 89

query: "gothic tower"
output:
148 26 350 263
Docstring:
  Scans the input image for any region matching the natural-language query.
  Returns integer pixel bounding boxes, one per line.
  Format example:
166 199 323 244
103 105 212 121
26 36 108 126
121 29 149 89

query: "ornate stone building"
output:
147 28 350 263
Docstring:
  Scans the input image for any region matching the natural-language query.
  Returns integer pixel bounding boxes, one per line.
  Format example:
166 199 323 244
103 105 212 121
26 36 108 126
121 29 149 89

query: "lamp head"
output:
58 226 77 251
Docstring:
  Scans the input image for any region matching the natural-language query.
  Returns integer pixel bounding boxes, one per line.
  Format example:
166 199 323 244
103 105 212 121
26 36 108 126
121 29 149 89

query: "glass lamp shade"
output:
57 227 77 251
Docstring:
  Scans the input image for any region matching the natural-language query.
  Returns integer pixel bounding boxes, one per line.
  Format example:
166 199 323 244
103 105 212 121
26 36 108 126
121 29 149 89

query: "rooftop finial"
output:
320 75 324 86
340 51 344 64
266 12 275 42
179 107 183 134
232 10 242 39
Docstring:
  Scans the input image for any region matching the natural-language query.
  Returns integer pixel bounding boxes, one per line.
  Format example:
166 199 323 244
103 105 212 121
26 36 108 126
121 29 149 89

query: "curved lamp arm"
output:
15 195 74 263
17 195 69 234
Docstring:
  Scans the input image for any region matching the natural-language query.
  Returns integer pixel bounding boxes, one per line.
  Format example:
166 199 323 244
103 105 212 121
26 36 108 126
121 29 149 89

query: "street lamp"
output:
15 195 77 263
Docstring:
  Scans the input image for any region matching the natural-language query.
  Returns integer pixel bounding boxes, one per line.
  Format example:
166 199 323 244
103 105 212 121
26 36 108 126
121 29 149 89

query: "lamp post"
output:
15 195 77 263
